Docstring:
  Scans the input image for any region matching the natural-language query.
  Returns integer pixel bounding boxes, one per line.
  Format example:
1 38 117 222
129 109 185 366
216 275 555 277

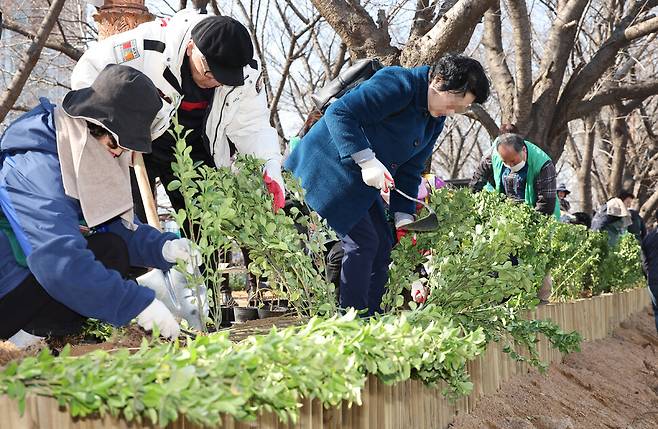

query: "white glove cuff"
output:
394 212 415 228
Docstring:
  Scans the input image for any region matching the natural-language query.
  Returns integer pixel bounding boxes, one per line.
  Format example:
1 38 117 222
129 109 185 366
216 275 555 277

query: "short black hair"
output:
86 121 118 148
429 53 490 104
497 133 525 153
618 190 635 201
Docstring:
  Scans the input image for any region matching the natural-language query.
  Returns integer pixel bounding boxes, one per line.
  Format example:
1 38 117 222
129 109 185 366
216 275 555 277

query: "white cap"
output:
606 198 630 218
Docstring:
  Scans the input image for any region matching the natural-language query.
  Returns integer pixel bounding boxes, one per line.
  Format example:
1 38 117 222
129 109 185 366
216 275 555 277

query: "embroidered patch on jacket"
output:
113 39 140 63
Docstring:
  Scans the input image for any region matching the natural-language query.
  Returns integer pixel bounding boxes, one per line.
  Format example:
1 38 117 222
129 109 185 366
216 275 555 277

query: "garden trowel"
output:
391 187 439 232
137 268 208 330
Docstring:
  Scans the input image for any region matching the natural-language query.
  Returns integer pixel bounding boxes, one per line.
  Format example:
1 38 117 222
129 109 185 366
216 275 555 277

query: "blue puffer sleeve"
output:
105 219 177 270
324 67 415 159
0 153 155 327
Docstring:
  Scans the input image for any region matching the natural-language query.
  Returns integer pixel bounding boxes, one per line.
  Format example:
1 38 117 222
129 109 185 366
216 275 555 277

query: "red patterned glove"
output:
263 172 285 211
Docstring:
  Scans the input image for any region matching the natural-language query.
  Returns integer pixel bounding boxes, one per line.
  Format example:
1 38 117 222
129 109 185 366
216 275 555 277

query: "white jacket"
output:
71 11 282 174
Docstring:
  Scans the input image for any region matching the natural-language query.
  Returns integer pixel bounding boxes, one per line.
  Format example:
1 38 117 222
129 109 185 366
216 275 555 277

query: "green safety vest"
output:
491 140 561 220
0 211 27 267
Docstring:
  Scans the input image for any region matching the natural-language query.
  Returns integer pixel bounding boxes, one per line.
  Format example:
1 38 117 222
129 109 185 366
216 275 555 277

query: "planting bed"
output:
452 307 658 429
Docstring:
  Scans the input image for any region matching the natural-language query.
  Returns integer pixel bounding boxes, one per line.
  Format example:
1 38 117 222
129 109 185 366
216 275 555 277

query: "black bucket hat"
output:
191 16 257 86
557 183 571 195
62 64 162 153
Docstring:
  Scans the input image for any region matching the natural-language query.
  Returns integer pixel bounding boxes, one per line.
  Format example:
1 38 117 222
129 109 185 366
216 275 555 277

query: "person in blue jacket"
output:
285 53 490 315
0 65 198 346
641 227 658 334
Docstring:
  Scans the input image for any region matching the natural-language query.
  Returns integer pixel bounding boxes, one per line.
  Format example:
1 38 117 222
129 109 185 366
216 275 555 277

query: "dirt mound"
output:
0 340 45 366
451 308 658 429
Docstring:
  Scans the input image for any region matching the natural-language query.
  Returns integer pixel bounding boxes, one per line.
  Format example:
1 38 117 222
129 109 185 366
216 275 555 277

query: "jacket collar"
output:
413 65 431 113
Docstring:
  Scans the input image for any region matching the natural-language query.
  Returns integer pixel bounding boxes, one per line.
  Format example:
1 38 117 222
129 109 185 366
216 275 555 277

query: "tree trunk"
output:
577 115 596 213
608 103 630 197
308 0 400 64
94 0 153 40
0 0 67 123
640 189 658 222
400 0 496 66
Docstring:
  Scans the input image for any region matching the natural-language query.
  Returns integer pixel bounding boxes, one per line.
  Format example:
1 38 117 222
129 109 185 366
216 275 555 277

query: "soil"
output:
451 308 658 429
67 325 150 356
0 340 45 366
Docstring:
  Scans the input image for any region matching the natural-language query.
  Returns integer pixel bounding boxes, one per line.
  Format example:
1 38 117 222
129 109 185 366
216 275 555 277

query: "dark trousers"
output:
0 233 130 339
338 203 393 316
649 284 658 334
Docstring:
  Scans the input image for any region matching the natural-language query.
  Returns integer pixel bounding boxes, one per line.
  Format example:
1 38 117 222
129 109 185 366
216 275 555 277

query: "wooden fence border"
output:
1 288 651 429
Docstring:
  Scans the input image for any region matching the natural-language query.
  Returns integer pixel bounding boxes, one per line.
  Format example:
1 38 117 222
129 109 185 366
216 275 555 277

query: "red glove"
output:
411 281 428 304
263 172 285 212
396 228 417 245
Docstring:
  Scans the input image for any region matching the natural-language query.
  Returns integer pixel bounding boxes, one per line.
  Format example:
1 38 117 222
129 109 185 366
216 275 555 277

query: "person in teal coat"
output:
285 53 490 315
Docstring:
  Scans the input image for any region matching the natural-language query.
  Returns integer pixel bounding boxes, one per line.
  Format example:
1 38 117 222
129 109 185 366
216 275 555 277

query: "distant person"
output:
618 190 646 241
470 131 558 303
557 183 571 213
470 133 560 219
592 197 632 246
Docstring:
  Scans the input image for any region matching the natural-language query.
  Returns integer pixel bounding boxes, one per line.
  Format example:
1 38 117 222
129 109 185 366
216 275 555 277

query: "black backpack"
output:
311 58 383 112
297 58 383 138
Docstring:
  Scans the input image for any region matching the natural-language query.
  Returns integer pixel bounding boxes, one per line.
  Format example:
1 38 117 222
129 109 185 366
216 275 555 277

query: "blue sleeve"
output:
323 67 415 159
0 155 154 326
104 219 176 270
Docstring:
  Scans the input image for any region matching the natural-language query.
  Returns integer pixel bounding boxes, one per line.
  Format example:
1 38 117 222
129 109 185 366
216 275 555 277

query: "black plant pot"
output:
251 298 290 309
257 306 288 319
219 306 235 327
233 306 259 323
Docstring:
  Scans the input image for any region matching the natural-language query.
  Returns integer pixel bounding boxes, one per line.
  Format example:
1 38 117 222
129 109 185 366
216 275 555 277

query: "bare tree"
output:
0 0 67 122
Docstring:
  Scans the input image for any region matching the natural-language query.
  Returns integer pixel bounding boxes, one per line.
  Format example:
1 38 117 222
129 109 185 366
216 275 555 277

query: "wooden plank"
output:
1 288 653 429
311 398 322 429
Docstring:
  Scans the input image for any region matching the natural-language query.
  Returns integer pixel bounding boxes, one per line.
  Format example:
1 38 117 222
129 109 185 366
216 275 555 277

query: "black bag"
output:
310 58 383 112
296 59 382 138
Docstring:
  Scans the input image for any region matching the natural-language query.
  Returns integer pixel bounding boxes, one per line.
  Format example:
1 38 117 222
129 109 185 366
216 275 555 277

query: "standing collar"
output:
414 65 431 113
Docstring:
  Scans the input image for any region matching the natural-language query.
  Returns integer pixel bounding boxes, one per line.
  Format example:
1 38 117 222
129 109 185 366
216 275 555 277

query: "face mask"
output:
504 160 526 173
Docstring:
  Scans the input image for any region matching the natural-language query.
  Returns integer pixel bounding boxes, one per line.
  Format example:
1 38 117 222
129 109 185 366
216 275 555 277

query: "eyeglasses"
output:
195 48 217 81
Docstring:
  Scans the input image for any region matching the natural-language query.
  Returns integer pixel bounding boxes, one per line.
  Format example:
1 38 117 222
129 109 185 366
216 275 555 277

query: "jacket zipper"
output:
210 86 237 160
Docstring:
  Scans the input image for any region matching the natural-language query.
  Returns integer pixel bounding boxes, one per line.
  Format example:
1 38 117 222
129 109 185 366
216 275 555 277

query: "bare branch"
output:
408 0 436 42
308 0 399 64
2 16 83 61
482 7 514 122
400 0 496 67
505 0 532 129
530 0 589 122
558 2 658 119
464 104 499 138
0 0 67 123
568 79 658 120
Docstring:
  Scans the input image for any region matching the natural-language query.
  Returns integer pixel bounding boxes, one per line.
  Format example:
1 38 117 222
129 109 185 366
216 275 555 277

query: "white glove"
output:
394 212 415 229
162 238 201 269
411 279 428 304
136 298 180 339
357 157 394 191
137 269 209 331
